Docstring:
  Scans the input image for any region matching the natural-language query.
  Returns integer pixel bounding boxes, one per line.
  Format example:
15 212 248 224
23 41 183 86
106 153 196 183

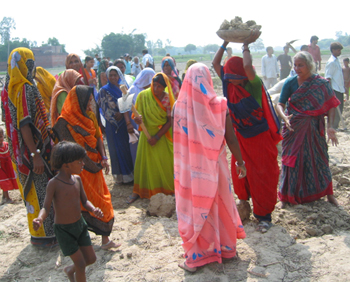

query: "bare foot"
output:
327 195 339 206
101 240 121 250
178 261 197 273
64 265 75 282
276 201 287 209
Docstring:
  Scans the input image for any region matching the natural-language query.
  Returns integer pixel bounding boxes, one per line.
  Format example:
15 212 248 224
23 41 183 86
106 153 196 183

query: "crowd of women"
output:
0 28 341 273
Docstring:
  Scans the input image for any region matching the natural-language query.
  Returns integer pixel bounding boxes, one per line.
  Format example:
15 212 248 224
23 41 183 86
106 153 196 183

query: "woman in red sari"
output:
213 31 282 233
276 51 340 207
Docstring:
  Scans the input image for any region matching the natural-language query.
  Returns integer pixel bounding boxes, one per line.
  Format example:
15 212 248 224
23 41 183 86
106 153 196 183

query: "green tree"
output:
42 37 66 52
84 45 102 57
155 39 163 49
203 44 219 54
0 17 16 59
250 38 264 52
184 44 196 54
101 33 133 59
130 34 146 55
0 38 30 61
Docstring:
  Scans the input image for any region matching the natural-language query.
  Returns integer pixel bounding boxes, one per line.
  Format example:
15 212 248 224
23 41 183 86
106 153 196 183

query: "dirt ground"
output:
1 60 350 282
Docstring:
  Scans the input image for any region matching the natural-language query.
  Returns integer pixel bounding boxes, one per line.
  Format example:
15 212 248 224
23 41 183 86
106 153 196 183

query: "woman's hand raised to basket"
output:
243 29 261 46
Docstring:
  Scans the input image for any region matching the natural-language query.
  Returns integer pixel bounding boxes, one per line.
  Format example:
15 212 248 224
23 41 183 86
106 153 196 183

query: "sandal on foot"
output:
256 221 273 233
126 194 139 204
178 262 197 273
101 240 121 250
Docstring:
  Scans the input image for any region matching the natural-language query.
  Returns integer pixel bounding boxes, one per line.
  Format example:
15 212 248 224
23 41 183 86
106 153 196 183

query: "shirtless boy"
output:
33 141 103 282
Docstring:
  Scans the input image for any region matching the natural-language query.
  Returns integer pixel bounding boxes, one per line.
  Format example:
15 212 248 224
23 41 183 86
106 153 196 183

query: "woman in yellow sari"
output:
127 73 175 203
53 85 119 249
33 66 56 115
1 48 56 246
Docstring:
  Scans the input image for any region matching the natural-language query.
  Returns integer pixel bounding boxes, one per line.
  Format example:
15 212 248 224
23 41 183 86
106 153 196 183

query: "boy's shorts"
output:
54 216 91 256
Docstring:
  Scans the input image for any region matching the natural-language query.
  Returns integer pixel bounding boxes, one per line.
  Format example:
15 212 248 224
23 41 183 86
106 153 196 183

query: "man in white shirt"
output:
261 46 279 88
142 49 154 70
131 56 142 77
325 42 345 129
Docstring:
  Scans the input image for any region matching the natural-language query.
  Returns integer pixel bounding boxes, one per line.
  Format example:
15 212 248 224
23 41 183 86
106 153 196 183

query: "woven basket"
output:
216 29 252 43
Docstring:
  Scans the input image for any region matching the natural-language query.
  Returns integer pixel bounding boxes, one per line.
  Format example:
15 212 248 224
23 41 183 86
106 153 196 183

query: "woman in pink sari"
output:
173 63 246 272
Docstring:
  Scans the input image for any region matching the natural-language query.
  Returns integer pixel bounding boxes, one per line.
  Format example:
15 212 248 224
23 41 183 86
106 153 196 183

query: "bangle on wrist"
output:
30 149 41 157
242 49 250 53
102 156 108 160
154 134 160 140
220 45 227 51
235 160 245 167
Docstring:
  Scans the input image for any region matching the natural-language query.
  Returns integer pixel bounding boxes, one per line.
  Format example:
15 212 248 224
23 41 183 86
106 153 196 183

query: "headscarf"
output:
54 85 103 173
161 56 180 78
223 56 248 81
65 53 89 85
106 66 129 89
128 67 156 102
175 63 227 156
34 67 56 114
50 69 82 126
4 48 49 135
150 72 175 111
153 74 167 88
173 62 228 229
2 48 51 180
184 59 197 74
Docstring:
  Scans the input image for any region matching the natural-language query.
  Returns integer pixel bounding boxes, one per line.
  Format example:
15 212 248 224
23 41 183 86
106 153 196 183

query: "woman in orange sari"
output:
50 69 84 126
53 85 119 250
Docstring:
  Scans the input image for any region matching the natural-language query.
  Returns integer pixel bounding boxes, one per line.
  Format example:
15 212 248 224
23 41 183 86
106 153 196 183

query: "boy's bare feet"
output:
101 240 121 250
276 201 287 209
327 195 339 206
178 261 197 273
64 265 75 282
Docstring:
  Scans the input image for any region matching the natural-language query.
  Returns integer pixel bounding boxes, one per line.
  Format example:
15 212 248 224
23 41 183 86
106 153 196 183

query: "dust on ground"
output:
0 63 350 282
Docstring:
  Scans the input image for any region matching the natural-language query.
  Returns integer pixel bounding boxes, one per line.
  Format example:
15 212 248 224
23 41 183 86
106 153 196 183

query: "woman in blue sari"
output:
97 66 134 184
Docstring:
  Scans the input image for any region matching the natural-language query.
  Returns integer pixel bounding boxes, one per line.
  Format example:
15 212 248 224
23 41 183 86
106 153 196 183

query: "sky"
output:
1 0 349 57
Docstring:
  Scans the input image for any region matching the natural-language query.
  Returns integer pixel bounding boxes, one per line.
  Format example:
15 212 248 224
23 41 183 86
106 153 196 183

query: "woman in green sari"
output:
127 73 174 203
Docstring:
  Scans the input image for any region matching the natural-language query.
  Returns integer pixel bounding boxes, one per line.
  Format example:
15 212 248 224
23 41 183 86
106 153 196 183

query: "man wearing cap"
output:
124 53 131 75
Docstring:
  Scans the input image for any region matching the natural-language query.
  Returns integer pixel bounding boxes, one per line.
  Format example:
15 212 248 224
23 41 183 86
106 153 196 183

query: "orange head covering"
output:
65 53 88 85
50 69 82 126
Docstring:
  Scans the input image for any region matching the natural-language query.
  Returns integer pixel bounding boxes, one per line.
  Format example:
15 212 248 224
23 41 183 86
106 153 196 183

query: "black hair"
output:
142 49 148 54
344 58 350 62
300 45 308 51
330 42 343 52
51 141 86 170
310 35 319 43
0 127 4 135
153 74 167 88
113 59 126 67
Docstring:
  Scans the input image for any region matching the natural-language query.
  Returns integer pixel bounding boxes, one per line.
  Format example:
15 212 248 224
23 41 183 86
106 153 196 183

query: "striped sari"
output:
174 63 245 268
278 74 340 204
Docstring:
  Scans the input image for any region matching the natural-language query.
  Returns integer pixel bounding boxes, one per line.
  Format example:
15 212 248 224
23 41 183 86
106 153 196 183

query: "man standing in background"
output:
325 42 345 130
308 36 322 72
142 49 154 70
261 46 279 88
